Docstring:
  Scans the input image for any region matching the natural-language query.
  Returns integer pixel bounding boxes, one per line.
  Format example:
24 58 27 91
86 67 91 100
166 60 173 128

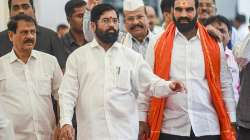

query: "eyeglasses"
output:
98 18 119 25
125 15 146 23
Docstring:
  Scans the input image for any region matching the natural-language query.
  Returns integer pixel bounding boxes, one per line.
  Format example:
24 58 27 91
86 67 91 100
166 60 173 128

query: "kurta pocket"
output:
37 76 52 96
116 68 131 90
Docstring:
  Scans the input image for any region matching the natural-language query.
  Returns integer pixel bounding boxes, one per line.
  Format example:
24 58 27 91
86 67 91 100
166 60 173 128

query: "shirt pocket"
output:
37 76 52 96
115 67 131 91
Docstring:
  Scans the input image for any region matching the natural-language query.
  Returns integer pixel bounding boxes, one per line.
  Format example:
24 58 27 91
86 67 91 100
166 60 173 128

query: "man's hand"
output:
169 80 186 93
206 25 223 42
53 126 61 140
236 57 249 70
138 121 150 140
222 31 231 47
231 122 238 136
59 124 75 140
231 122 238 131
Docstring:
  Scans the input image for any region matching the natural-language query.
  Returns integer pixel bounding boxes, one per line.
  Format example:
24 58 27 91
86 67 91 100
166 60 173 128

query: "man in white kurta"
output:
0 14 63 140
59 3 185 140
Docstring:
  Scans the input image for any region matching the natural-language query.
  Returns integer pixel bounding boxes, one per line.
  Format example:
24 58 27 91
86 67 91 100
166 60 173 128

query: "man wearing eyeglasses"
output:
58 3 186 140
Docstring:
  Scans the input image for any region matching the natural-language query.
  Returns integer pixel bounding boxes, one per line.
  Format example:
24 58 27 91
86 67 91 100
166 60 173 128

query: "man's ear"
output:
90 21 96 32
8 31 14 42
67 17 70 23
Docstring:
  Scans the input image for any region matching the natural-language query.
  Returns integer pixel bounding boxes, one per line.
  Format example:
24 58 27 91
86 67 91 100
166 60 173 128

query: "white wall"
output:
238 0 250 23
216 0 237 20
0 0 69 32
35 0 69 31
0 0 9 32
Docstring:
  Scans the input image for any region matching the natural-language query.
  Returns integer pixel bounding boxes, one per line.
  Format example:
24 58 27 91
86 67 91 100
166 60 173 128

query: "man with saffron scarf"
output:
138 0 236 140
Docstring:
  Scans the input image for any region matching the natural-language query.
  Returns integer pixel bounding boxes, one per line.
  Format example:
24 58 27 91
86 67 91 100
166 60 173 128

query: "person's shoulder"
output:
0 54 9 76
150 30 165 41
0 29 8 37
116 41 134 52
0 52 11 69
148 31 165 48
37 25 57 36
115 42 142 59
0 52 10 61
67 41 93 59
0 29 10 42
38 25 55 33
33 50 57 62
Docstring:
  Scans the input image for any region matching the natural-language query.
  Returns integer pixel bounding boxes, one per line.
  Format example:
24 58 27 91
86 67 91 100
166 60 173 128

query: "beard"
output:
95 27 119 44
173 15 198 33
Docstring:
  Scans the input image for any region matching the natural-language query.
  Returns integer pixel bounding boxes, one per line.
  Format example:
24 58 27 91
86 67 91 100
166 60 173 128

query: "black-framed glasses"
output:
98 18 119 25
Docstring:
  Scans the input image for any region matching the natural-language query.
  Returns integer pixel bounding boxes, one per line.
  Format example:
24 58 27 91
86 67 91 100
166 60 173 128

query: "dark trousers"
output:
159 129 220 140
72 109 77 140
238 126 250 140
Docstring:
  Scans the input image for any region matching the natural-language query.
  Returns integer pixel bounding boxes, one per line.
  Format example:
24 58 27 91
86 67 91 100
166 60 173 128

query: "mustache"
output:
106 28 117 33
130 24 144 30
24 39 35 44
201 9 209 14
177 17 192 22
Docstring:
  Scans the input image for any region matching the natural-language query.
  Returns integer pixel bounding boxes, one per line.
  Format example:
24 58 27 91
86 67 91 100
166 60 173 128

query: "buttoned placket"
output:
23 62 39 139
177 36 192 136
185 35 200 136
103 47 114 139
132 37 149 59
139 44 144 56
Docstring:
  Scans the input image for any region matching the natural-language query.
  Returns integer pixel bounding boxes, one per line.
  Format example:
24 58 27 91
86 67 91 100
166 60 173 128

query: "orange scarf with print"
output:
146 22 235 140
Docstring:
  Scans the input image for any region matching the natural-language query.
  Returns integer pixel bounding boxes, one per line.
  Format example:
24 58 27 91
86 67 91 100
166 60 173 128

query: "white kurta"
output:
237 24 249 42
138 29 236 137
59 39 176 140
0 50 63 140
233 33 250 67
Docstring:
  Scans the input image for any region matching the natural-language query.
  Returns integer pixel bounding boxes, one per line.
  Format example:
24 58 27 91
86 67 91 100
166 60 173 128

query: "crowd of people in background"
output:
1 0 250 140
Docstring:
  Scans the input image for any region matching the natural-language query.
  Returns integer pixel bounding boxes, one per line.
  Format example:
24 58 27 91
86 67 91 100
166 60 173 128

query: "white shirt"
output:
237 24 249 42
59 39 176 140
0 105 15 140
0 50 63 140
231 27 239 47
233 33 250 64
138 29 236 137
